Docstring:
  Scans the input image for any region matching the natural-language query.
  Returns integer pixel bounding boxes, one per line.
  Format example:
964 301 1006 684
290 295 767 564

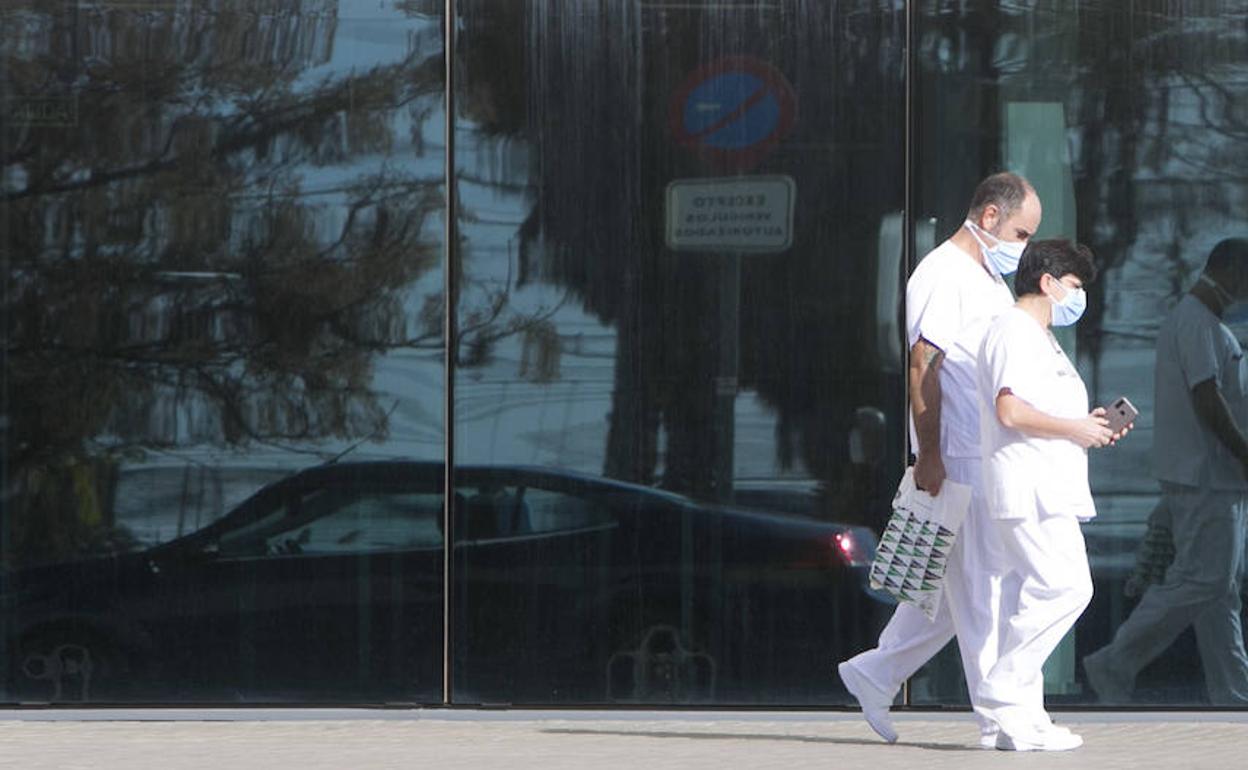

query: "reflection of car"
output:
3 462 887 705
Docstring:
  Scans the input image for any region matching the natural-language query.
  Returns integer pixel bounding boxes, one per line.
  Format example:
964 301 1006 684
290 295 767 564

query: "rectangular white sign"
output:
665 175 795 253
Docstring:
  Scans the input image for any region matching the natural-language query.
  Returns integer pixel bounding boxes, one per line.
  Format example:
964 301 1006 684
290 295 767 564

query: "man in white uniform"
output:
1084 237 1248 705
975 239 1116 751
837 173 1040 747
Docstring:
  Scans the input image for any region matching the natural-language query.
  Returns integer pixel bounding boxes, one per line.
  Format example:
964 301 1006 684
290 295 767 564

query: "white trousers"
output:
1096 483 1248 704
974 513 1092 734
845 458 1007 735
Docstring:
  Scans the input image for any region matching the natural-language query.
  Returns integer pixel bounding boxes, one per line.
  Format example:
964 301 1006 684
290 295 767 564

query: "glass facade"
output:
1 0 1245 708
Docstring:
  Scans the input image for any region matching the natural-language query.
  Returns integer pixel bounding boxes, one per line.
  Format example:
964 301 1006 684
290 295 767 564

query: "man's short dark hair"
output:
1014 239 1097 296
1205 238 1248 277
967 172 1033 221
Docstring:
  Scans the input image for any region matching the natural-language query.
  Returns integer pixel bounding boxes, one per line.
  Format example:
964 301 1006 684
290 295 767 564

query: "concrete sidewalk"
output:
2 709 1245 769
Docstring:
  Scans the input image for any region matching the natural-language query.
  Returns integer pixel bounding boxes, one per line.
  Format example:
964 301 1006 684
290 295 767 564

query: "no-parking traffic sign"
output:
670 56 797 170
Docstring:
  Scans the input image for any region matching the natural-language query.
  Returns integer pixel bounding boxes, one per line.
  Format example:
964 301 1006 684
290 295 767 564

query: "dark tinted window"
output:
451 0 904 705
2 1 447 704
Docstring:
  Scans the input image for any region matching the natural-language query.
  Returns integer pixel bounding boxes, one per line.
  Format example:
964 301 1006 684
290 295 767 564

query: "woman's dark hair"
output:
1013 239 1097 296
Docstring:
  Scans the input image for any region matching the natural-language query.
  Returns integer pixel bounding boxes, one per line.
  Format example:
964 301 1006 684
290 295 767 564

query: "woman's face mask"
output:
964 219 1026 275
1046 275 1087 327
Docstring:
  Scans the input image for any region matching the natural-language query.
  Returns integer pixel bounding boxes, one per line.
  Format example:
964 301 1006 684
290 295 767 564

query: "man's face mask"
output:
1200 274 1248 324
1226 303 1248 325
964 219 1025 275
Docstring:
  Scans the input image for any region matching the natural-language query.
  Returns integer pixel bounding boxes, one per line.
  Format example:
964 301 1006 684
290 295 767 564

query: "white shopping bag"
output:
869 467 972 620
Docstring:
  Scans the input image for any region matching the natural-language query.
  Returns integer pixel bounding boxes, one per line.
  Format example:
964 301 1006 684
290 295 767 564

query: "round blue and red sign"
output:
670 56 797 170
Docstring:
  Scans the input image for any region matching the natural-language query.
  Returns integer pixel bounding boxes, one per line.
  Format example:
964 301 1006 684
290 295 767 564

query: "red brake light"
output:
832 531 870 567
790 529 875 570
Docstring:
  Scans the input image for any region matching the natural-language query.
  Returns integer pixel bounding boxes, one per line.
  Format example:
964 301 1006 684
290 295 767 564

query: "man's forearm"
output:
909 342 943 458
1193 380 1248 463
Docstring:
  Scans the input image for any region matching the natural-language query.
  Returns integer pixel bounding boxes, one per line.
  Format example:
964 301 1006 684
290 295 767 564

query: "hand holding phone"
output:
1105 396 1139 436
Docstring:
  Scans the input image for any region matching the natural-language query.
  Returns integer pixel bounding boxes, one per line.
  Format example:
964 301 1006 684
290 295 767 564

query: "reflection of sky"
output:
293 2 439 90
263 7 443 234
264 6 449 463
117 4 447 531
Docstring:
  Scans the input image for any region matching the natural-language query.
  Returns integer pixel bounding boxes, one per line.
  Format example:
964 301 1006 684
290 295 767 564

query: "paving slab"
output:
1 710 1245 770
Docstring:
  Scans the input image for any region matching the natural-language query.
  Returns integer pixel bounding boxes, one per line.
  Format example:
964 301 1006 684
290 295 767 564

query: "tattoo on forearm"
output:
924 347 943 367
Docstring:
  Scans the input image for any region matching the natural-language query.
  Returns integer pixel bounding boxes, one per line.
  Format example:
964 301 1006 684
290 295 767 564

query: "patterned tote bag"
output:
869 467 972 620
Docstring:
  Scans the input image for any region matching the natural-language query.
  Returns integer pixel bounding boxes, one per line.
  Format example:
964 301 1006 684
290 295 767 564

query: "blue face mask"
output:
1047 276 1087 327
964 219 1026 275
1199 274 1248 324
1225 304 1248 325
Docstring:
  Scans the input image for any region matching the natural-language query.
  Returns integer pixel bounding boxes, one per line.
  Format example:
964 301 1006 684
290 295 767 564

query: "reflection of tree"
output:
1 2 445 565
1063 2 1248 377
460 1 905 514
920 2 1248 391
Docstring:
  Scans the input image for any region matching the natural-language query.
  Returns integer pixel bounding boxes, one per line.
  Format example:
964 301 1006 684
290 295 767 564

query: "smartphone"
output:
1105 396 1139 434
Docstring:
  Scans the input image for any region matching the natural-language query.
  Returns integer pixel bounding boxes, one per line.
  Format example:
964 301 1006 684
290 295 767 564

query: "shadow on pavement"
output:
541 728 978 752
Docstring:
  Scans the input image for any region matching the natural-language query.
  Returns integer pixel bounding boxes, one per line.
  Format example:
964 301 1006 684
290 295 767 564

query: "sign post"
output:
668 58 798 507
665 175 795 253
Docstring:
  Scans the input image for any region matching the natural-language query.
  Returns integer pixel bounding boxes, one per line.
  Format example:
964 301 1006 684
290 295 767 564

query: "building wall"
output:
2 0 1245 707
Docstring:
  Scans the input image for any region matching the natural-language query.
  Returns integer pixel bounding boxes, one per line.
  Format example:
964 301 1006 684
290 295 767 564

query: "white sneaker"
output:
837 661 898 744
980 721 1069 749
1039 722 1073 736
995 728 1084 752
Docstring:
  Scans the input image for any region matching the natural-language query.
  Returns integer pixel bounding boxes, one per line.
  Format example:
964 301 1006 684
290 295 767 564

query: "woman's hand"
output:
1069 408 1114 449
1092 406 1134 445
1109 420 1134 445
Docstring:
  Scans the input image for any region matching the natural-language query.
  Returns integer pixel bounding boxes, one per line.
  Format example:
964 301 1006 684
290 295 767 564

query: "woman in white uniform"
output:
974 239 1129 751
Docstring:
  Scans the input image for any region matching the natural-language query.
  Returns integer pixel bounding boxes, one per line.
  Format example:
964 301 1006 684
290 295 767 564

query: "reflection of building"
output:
2 0 339 70
2 1 1247 710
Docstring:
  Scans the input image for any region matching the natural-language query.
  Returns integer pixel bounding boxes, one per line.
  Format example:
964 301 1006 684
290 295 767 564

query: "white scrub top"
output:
906 240 1015 460
978 307 1096 521
1153 293 1248 491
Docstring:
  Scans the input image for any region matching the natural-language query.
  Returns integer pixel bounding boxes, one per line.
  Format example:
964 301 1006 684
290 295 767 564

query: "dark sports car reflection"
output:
3 461 888 705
